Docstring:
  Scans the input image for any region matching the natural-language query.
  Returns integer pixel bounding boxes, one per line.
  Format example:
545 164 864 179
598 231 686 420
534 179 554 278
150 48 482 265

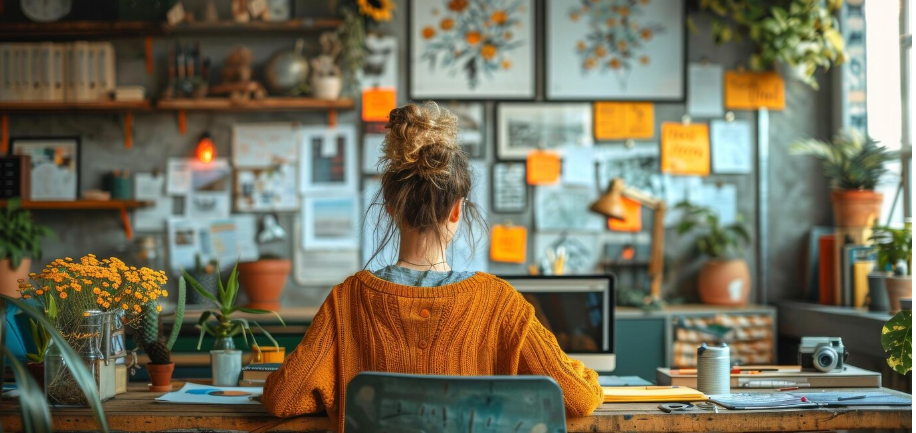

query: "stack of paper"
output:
155 382 262 405
602 386 707 403
114 86 145 101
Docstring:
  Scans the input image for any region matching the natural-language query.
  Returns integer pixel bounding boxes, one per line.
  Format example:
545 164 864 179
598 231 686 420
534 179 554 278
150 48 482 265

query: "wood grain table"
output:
1 384 911 432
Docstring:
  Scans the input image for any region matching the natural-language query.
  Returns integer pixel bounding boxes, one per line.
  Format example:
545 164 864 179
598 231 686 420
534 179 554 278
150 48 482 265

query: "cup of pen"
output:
697 343 730 396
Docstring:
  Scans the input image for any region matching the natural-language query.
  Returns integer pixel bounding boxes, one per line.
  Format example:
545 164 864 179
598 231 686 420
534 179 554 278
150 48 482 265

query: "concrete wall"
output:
6 1 833 308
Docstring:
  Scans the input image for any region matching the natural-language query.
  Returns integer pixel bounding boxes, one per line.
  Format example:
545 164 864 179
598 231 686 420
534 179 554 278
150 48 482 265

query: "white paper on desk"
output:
698 183 738 225
167 159 192 195
134 173 173 232
687 63 724 118
562 146 596 186
362 134 385 174
155 382 262 405
711 119 753 174
662 175 704 227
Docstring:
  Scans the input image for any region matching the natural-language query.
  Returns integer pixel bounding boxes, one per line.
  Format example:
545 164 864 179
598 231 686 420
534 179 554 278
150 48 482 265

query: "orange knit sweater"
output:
261 271 604 429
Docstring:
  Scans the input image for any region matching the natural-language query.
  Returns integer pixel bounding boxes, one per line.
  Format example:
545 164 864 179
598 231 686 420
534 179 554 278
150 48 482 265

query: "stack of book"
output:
0 42 116 102
238 363 281 387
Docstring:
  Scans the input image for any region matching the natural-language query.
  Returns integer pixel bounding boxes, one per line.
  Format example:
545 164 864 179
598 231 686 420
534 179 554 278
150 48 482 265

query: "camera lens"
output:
814 346 838 372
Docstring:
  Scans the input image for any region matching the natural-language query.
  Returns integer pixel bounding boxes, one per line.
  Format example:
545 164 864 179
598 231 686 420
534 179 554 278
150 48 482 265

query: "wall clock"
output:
21 0 72 22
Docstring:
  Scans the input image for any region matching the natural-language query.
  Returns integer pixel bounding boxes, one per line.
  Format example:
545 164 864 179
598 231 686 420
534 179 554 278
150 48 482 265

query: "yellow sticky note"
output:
607 197 642 232
661 122 710 176
362 88 397 122
526 151 561 185
724 71 785 110
490 225 527 264
594 102 655 140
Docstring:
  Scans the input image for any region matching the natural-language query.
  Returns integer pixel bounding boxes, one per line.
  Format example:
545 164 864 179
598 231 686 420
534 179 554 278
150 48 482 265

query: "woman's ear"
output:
447 198 463 223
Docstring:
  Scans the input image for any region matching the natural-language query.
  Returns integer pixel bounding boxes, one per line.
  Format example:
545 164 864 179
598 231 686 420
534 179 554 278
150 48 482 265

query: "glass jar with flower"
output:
18 254 168 406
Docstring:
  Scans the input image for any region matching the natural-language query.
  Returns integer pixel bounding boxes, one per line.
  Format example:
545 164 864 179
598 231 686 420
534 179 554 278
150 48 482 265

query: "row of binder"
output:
0 42 116 102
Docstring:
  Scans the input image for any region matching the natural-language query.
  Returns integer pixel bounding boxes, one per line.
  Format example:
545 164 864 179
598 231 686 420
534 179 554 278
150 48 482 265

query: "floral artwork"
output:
546 0 684 100
411 0 535 100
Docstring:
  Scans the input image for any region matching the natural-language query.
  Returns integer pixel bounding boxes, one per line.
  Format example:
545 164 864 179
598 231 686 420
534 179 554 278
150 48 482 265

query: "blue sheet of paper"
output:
711 120 753 174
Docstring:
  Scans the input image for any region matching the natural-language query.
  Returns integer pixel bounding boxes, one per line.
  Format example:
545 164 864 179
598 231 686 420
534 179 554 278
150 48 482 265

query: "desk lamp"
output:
590 177 667 299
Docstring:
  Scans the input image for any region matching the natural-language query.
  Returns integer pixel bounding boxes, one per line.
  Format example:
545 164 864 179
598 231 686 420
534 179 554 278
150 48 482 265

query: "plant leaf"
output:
3 349 52 433
881 310 912 375
182 269 220 308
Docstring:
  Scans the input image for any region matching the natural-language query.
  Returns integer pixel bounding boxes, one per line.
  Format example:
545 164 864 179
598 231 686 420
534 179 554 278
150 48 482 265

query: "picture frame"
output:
10 136 80 201
442 101 486 159
496 103 593 160
233 165 299 212
299 126 358 193
231 122 299 168
409 0 536 100
545 0 685 101
491 162 528 214
301 194 360 251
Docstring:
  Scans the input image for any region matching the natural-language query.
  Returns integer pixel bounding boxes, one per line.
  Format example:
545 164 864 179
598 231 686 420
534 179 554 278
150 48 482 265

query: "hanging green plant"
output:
698 0 846 89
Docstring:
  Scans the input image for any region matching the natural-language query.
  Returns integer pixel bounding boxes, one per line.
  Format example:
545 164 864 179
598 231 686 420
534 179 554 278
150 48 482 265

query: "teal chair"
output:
344 372 567 433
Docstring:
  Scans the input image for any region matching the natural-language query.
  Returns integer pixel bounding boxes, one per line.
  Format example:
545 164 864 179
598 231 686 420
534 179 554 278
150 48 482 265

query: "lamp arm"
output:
620 187 664 210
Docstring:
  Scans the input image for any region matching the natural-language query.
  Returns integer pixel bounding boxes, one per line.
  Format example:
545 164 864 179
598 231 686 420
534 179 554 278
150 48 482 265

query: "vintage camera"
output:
798 337 848 372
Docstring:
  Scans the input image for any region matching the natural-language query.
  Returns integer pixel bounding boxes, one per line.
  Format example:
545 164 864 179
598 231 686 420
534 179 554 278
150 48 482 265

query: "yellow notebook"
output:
602 386 708 403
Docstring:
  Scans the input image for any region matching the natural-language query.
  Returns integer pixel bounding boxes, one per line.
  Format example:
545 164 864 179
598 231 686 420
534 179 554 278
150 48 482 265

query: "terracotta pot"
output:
238 259 291 311
0 257 31 298
146 362 175 392
831 190 883 227
885 276 912 314
698 259 752 306
26 361 44 390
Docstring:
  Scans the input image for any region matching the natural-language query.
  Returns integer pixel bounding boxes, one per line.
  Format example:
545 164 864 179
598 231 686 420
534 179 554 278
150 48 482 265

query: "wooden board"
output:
0 386 909 432
0 21 160 39
0 200 151 210
0 101 152 112
156 98 354 111
163 19 342 34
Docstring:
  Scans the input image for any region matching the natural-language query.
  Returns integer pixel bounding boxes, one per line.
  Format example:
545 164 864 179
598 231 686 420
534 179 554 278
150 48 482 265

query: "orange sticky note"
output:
724 71 785 110
594 102 655 140
526 151 561 185
607 197 642 232
661 122 710 176
362 88 397 122
490 225 527 263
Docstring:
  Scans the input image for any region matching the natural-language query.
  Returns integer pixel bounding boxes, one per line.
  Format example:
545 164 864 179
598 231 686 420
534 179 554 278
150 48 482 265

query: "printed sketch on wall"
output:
547 0 685 100
497 103 593 160
595 144 663 197
410 0 535 99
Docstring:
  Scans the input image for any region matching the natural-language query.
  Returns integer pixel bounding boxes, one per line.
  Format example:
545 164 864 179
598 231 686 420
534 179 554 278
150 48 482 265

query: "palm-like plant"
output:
0 198 53 268
676 202 752 259
183 261 284 351
790 129 895 190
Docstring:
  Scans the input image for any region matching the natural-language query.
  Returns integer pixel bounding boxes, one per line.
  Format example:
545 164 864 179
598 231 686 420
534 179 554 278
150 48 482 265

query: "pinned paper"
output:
607 197 642 232
526 151 561 185
711 119 753 174
594 102 654 140
562 146 595 186
687 63 724 117
490 225 527 263
661 123 710 176
724 71 785 110
362 88 397 122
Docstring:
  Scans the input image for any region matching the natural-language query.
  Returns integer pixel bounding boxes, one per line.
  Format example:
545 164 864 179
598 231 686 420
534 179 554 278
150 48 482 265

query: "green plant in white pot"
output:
790 129 895 228
0 198 53 298
676 202 753 306
870 223 912 314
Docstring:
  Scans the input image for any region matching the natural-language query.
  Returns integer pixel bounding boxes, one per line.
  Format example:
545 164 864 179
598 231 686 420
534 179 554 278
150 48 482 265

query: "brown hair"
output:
364 101 487 268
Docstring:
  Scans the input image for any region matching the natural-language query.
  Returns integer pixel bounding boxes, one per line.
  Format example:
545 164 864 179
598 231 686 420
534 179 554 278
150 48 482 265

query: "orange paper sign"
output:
526 151 561 185
661 122 710 176
362 88 397 122
724 71 785 110
607 197 642 232
490 225 527 263
594 102 655 140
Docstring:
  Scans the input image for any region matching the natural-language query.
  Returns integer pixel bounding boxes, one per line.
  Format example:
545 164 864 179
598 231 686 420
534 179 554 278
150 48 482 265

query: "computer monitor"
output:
499 275 616 373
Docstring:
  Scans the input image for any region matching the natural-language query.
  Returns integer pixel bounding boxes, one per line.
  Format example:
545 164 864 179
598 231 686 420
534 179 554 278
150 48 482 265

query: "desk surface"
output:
1 384 910 432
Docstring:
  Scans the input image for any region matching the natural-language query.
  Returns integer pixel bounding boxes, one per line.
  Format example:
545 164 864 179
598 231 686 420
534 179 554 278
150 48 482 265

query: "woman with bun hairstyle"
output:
262 102 603 428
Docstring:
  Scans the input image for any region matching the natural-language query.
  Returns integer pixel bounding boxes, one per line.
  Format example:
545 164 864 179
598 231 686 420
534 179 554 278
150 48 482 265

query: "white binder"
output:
95 42 116 100
51 43 65 101
70 41 92 101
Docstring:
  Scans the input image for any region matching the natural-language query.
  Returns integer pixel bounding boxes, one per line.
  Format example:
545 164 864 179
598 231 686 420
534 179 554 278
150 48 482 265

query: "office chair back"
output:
344 372 567 433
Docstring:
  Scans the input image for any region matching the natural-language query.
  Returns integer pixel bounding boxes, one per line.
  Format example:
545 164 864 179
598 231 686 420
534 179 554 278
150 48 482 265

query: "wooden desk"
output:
1 384 910 432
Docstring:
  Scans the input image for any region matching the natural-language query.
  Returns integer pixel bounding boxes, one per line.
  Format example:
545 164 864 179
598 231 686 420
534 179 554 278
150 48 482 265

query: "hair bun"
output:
383 102 459 183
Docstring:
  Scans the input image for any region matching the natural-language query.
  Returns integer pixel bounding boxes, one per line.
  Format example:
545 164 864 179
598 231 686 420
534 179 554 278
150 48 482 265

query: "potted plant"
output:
881 310 911 375
676 202 753 306
135 276 186 392
697 0 846 89
790 129 895 227
183 261 284 386
25 317 52 390
870 223 912 314
238 253 291 311
185 255 218 306
0 198 53 298
310 31 344 100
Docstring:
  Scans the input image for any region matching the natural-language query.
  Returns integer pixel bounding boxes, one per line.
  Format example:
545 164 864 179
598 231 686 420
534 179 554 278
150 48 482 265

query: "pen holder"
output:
697 343 730 396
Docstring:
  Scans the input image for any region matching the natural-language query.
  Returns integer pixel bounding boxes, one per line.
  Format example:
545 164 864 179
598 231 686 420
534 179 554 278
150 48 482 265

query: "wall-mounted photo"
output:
546 0 685 101
302 195 360 250
234 165 299 212
410 0 536 100
299 126 357 193
10 137 80 201
496 103 593 160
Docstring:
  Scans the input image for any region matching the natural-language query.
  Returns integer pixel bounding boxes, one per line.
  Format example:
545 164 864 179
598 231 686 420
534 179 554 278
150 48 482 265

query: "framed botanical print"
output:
299 126 358 193
496 103 593 160
545 0 685 101
10 137 80 201
410 0 536 100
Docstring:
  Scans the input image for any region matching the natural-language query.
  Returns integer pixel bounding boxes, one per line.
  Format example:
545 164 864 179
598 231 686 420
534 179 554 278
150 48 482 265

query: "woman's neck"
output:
397 229 451 272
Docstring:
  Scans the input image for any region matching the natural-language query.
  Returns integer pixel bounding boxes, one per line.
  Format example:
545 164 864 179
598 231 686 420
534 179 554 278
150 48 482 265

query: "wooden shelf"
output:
0 200 151 210
0 21 161 40
162 19 342 35
156 97 353 111
0 100 152 113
